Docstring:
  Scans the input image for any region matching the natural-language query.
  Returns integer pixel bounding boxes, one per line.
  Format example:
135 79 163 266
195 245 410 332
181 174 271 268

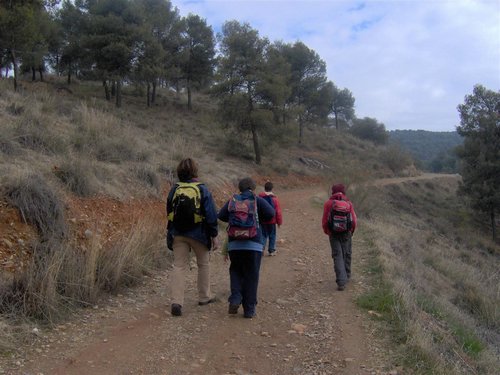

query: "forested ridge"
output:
389 129 463 172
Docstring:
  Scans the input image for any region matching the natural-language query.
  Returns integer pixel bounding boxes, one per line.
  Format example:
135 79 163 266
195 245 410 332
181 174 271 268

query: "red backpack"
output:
227 194 259 240
327 199 352 233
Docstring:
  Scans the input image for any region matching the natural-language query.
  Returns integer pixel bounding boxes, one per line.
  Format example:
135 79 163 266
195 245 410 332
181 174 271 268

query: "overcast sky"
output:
174 0 500 131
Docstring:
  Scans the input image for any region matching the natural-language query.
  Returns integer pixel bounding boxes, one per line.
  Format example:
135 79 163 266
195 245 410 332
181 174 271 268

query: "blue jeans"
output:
329 234 352 287
228 250 262 317
261 223 277 253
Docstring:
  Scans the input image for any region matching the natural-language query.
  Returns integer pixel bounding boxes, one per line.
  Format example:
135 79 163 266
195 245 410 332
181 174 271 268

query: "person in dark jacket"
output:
166 158 219 316
321 183 357 291
218 177 275 318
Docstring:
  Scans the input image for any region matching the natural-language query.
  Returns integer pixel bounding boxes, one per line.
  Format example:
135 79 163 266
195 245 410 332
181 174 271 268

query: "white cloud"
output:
175 0 500 131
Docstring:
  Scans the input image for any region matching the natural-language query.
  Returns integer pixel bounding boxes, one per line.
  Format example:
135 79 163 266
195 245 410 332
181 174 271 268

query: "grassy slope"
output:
0 78 401 201
356 177 499 374
0 78 498 373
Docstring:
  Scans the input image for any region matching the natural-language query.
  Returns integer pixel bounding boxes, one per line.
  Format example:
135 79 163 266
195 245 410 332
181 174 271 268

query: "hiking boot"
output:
244 312 256 319
198 297 217 306
243 305 256 318
228 304 239 314
171 303 182 316
337 285 345 291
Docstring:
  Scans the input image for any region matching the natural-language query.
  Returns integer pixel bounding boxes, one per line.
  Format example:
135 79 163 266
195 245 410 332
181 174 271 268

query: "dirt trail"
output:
371 173 458 187
5 188 390 375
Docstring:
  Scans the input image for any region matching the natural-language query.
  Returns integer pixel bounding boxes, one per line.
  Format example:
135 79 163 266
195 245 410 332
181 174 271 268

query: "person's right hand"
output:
211 236 220 250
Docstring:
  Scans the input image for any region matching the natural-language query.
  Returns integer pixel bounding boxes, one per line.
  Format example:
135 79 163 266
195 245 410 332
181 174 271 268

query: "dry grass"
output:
356 177 499 374
0 215 166 326
96 215 167 293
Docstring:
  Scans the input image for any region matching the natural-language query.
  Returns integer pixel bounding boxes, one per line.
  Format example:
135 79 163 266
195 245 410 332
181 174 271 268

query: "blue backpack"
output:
261 194 275 209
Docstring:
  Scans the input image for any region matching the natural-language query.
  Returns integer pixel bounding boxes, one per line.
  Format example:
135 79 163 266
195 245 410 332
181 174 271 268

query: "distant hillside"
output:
389 130 463 172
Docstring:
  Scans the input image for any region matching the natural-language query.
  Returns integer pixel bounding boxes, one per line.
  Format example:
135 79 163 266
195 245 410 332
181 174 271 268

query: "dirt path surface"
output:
4 188 391 375
371 173 458 187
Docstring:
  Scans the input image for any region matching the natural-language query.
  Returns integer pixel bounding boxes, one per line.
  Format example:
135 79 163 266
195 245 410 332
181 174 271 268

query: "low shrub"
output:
3 174 67 240
53 160 96 197
135 166 160 191
380 144 413 174
14 114 67 155
0 132 20 156
221 132 254 160
95 140 137 163
6 102 24 116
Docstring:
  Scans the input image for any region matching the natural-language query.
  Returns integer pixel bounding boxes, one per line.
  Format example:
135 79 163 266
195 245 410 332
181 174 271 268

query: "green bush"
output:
380 144 413 174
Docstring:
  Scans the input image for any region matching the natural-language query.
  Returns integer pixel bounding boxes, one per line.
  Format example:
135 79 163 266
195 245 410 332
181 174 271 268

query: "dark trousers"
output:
329 234 352 287
228 250 262 316
261 223 277 253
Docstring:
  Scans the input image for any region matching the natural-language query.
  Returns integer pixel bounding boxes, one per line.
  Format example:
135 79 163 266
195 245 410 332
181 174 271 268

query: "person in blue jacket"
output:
218 177 275 318
166 158 219 317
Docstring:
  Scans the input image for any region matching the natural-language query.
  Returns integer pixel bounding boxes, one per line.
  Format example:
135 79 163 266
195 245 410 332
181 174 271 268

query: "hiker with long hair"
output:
166 158 219 316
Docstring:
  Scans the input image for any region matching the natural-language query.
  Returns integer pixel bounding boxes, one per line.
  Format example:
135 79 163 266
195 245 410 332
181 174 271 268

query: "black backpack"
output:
168 182 204 232
327 199 352 233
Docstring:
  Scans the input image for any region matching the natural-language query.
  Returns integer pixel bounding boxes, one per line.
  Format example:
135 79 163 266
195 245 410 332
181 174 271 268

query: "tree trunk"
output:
491 209 497 242
335 112 339 130
298 114 303 144
187 79 192 110
111 81 116 97
251 123 261 165
147 82 151 107
115 80 122 108
103 80 111 101
9 49 18 91
247 84 260 164
282 104 287 126
32 67 36 81
39 67 43 82
152 80 157 104
55 54 60 76
67 60 72 84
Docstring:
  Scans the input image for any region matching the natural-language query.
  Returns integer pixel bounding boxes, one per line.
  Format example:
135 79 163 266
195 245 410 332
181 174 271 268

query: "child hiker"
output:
258 181 283 256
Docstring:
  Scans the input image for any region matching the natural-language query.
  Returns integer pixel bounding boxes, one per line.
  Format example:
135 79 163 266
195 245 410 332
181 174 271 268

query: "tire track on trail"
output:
10 187 388 375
